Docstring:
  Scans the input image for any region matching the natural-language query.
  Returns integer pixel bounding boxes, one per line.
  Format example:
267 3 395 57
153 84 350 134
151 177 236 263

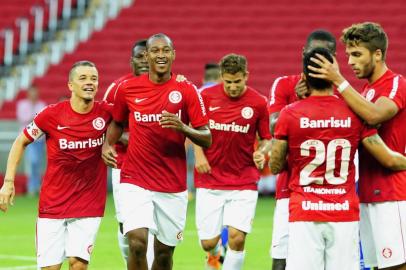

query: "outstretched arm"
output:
362 134 406 170
0 133 32 212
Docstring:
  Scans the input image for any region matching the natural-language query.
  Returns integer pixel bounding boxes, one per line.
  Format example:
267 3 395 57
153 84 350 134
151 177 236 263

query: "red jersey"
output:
23 101 112 218
113 73 208 193
269 75 301 199
274 95 376 222
103 73 133 169
358 70 406 202
195 85 271 190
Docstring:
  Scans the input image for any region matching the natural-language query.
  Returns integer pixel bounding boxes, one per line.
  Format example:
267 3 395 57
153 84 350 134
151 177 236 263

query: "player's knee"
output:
228 230 246 251
68 257 88 270
201 239 219 251
128 237 148 257
154 250 173 268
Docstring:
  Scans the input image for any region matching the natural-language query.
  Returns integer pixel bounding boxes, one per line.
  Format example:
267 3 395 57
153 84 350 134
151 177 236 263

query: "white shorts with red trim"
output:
36 217 101 267
360 201 406 268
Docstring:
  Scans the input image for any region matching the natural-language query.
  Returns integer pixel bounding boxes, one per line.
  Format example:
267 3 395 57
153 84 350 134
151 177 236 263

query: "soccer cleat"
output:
205 252 222 270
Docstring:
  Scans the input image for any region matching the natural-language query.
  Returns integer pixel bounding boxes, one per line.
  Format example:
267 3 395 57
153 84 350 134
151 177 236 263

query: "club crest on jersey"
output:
366 89 375 101
169 90 182 104
241 107 254 119
92 117 105 130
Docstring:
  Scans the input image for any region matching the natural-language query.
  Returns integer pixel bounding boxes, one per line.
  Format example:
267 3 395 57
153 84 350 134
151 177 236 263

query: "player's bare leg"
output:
272 258 286 270
127 228 149 270
222 226 246 270
68 257 88 270
201 235 223 269
41 264 62 270
152 238 175 270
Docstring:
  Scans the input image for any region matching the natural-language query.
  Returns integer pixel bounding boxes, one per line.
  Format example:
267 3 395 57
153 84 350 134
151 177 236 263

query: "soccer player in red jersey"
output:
268 30 337 270
194 54 271 270
0 61 112 270
103 39 156 267
270 47 406 270
102 33 211 270
308 22 406 270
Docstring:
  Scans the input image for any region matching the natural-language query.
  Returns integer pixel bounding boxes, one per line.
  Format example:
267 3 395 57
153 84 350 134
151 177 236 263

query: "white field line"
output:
0 255 36 261
0 265 37 270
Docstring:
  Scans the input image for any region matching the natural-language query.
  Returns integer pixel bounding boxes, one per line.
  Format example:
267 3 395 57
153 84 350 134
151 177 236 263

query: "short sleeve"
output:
360 124 378 140
274 107 290 140
257 96 272 140
112 82 130 123
380 75 406 110
23 107 48 141
184 83 209 128
103 81 118 103
269 76 291 114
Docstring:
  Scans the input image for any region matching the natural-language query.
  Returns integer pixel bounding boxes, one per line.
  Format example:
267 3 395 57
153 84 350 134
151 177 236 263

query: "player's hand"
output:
307 54 344 86
195 155 212 174
0 180 15 212
176 74 187 82
253 151 265 170
295 74 310 99
101 143 118 168
159 111 186 132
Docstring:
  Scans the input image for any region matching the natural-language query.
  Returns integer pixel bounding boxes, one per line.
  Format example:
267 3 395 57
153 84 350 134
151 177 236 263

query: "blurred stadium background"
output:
0 0 405 269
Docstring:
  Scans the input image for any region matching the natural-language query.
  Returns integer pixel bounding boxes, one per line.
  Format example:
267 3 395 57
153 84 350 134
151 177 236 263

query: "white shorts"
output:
270 198 289 259
360 201 406 268
195 188 258 240
111 168 123 222
118 183 188 247
286 221 359 270
36 217 101 267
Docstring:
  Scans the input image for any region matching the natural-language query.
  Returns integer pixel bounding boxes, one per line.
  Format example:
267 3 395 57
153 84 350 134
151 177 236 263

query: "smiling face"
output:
146 36 175 77
345 43 376 80
68 65 98 102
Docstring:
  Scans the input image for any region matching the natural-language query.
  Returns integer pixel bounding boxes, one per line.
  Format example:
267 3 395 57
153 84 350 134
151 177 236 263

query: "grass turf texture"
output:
0 194 275 269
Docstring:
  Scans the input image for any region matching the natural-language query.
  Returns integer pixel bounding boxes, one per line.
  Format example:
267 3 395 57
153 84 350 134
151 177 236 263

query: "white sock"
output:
222 248 245 270
117 228 129 262
146 233 155 270
209 240 222 256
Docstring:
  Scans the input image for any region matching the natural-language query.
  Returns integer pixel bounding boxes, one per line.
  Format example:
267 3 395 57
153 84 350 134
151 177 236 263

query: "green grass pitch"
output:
0 194 275 269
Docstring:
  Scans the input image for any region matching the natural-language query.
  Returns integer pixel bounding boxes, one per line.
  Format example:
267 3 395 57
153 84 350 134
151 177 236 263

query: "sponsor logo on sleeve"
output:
241 107 254 119
169 90 182 104
26 122 44 140
92 117 106 130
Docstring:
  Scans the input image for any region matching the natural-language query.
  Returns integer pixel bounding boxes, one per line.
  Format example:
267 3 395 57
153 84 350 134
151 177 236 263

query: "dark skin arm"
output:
159 110 212 148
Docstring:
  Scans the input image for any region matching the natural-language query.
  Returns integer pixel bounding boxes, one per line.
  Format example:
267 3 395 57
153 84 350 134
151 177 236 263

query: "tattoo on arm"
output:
270 139 288 174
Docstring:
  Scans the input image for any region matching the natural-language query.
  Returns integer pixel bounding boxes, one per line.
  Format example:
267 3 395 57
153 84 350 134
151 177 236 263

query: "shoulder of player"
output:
199 83 221 97
245 87 268 104
173 77 199 93
269 74 300 97
117 74 143 90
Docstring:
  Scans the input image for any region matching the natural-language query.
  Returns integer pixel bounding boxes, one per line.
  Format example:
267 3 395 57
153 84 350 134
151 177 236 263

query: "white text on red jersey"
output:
209 119 250 133
59 134 105 150
300 117 351 128
134 110 182 122
302 200 350 211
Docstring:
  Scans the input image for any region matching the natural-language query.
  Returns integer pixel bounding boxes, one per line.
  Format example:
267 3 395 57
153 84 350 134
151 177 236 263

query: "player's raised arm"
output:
0 133 32 212
307 54 398 125
362 134 406 170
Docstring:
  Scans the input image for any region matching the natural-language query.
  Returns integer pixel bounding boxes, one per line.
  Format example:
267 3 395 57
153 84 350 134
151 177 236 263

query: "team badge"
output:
382 248 392 259
87 245 94 254
169 90 182 104
365 89 375 101
241 107 254 119
176 231 184 240
92 117 105 130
